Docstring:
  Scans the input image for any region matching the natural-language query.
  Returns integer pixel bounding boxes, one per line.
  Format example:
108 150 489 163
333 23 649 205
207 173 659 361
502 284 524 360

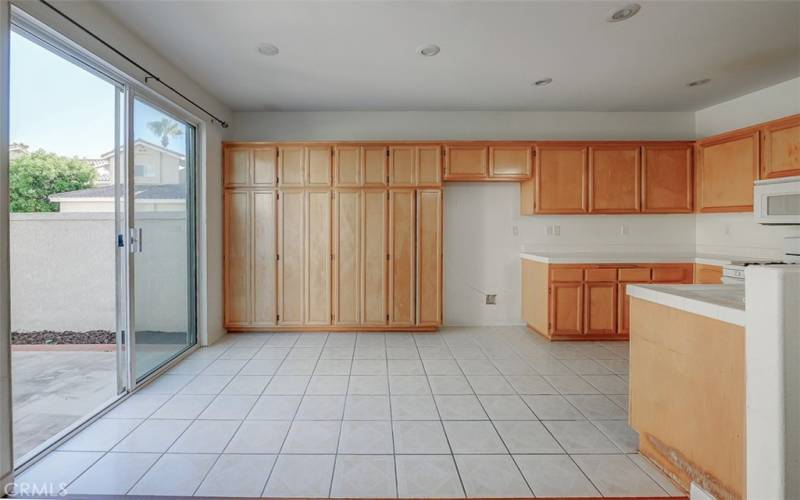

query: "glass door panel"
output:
131 97 196 381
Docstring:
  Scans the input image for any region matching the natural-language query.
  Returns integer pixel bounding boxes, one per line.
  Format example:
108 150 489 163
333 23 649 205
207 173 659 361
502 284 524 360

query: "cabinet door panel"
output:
279 147 305 187
417 189 442 326
305 190 331 325
490 146 531 179
333 190 361 325
762 116 800 179
642 145 692 213
307 146 332 186
253 147 277 186
698 131 759 212
651 265 693 283
253 191 276 325
389 146 415 186
417 146 442 186
389 189 416 326
362 190 388 325
535 146 588 213
694 264 722 284
618 283 630 335
278 190 305 325
224 190 251 325
445 146 488 179
550 282 583 336
225 148 251 187
335 146 361 187
584 283 617 335
589 146 641 213
364 146 388 187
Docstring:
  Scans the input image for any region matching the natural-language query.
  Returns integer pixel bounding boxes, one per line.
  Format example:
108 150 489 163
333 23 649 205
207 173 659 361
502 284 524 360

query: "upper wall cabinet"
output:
533 144 588 214
588 145 641 213
761 115 800 179
335 145 391 187
224 146 277 187
696 130 759 213
642 144 693 213
278 145 332 187
444 144 532 181
389 145 442 187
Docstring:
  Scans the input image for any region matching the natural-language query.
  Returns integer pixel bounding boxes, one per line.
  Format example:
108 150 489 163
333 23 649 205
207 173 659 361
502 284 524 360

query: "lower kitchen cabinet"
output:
522 260 694 340
694 263 723 284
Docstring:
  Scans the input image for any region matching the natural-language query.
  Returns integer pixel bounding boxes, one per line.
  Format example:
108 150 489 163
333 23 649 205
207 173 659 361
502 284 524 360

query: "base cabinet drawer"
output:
652 265 693 283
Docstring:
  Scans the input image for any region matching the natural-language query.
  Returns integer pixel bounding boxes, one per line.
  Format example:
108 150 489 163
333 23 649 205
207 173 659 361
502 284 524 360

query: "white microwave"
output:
755 176 800 225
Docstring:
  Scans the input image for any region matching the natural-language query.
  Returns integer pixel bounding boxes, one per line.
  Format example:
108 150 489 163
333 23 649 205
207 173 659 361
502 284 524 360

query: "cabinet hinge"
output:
277 149 280 157
277 254 280 261
386 314 390 321
386 149 390 158
386 175 390 184
387 253 390 261
276 192 280 200
276 176 280 185
277 314 280 321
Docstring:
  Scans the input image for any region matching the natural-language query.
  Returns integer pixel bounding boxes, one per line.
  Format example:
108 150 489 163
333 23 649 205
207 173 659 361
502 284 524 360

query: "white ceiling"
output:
95 0 800 112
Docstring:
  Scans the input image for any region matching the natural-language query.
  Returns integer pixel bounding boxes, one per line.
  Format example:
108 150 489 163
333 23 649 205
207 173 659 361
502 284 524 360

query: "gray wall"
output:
10 212 188 333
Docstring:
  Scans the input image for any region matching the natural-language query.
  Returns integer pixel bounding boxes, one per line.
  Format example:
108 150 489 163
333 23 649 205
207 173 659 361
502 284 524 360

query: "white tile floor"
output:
14 326 686 498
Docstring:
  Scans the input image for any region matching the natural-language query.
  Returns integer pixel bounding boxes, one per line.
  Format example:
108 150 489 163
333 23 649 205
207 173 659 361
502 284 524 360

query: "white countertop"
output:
520 251 766 266
626 284 745 326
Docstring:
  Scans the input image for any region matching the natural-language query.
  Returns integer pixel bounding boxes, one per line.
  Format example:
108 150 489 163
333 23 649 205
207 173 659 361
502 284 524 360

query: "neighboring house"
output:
49 184 186 213
49 139 186 212
9 142 29 160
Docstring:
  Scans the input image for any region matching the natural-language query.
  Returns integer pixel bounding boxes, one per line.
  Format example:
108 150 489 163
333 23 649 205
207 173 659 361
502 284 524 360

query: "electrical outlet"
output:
485 294 497 305
620 224 629 236
553 225 561 236
546 225 553 236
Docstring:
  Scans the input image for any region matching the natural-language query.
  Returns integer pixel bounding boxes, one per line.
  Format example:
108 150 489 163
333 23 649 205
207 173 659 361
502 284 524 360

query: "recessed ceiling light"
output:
257 43 280 56
533 78 553 87
417 44 440 57
607 4 641 22
686 78 712 87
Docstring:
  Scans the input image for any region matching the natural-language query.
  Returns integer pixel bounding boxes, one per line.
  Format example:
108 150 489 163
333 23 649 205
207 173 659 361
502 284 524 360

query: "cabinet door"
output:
762 115 800 179
333 189 361 325
364 146 388 187
490 146 531 179
252 191 276 325
279 146 305 187
335 146 361 187
253 147 277 186
618 283 631 335
305 189 331 325
697 131 759 212
445 145 488 179
389 146 415 186
642 144 693 213
362 190 388 325
694 264 722 284
535 146 588 213
550 282 583 336
224 147 251 187
278 190 305 325
417 146 442 186
589 146 641 213
651 265 693 284
417 189 442 326
224 190 251 325
389 189 416 326
584 282 617 335
307 146 332 187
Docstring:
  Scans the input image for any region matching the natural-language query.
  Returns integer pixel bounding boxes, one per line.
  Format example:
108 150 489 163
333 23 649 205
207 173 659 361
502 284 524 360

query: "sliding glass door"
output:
129 96 197 381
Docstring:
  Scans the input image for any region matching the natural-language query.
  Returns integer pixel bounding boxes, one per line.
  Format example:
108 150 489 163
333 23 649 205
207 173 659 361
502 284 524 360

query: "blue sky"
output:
11 31 187 158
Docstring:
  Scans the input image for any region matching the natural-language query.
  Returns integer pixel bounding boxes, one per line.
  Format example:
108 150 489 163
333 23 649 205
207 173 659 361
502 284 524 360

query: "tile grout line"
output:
326 330 355 498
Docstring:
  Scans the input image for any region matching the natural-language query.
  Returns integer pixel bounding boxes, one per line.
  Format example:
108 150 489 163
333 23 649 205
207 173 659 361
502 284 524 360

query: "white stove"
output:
721 236 800 284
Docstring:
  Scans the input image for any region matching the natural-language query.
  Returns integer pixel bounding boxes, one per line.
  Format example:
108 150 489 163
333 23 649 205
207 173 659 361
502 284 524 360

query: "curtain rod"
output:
39 0 229 128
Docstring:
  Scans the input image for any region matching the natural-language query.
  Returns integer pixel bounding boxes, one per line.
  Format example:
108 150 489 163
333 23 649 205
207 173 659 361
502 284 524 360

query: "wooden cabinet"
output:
651 264 694 283
364 146 388 186
617 267 651 335
697 130 759 212
389 145 442 187
642 144 693 213
534 145 588 214
761 115 800 179
694 264 723 284
277 189 305 325
490 146 531 179
550 282 583 336
362 190 388 325
417 146 442 186
335 146 361 187
225 147 276 187
584 282 617 335
305 189 331 325
278 145 332 187
444 145 488 180
389 189 416 326
224 190 251 325
252 191 277 325
306 146 332 186
333 189 361 325
417 189 442 326
589 145 641 213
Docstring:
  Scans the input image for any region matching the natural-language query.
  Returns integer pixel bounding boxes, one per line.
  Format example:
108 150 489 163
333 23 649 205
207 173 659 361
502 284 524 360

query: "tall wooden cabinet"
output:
225 143 443 331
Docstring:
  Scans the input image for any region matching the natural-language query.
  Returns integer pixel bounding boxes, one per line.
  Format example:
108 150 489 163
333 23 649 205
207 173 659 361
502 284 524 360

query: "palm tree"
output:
146 118 183 148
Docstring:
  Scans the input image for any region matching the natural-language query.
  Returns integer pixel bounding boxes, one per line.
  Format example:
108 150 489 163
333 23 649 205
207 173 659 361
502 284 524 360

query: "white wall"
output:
12 0 232 345
694 77 800 259
228 110 697 325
